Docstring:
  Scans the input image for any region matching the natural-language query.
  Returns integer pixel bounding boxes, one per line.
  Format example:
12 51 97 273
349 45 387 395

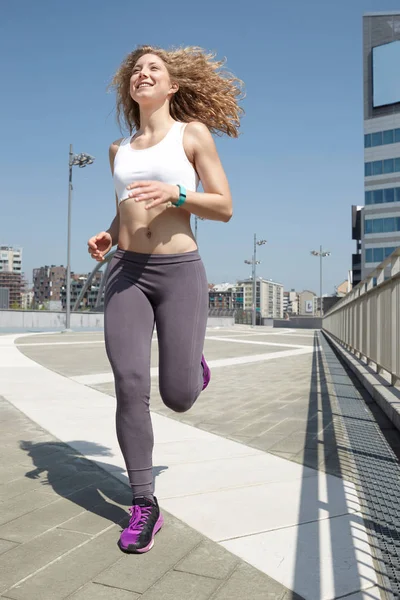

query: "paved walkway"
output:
0 326 396 599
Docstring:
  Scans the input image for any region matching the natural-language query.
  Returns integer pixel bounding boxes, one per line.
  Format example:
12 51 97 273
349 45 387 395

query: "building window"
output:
365 217 400 234
365 187 400 205
364 128 400 148
385 188 395 203
383 159 394 174
383 130 394 144
365 246 397 263
372 131 382 146
365 158 400 177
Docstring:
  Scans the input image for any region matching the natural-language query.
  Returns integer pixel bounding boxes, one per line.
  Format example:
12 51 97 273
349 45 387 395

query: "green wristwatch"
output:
172 184 187 207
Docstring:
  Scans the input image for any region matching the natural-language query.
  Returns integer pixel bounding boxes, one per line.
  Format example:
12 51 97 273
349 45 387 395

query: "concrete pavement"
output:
0 326 393 599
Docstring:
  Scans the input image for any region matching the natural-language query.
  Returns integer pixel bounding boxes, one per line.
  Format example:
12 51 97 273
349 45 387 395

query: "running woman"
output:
88 45 243 553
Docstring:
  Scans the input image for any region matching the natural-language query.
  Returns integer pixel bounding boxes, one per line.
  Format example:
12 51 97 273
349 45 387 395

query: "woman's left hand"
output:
126 181 179 209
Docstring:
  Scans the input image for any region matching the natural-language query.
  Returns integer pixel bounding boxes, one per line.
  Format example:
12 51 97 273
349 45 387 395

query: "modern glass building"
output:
362 12 400 278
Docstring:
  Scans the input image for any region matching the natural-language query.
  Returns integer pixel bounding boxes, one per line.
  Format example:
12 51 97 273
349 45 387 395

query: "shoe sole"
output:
118 513 164 554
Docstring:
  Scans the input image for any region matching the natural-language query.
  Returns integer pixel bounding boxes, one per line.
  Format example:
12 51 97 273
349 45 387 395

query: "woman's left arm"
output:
180 121 232 222
126 122 233 222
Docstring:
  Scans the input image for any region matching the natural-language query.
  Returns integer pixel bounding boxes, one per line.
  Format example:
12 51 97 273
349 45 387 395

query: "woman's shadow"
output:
20 439 168 529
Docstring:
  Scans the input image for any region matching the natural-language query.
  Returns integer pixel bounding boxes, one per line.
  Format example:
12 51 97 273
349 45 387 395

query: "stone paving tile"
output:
139 570 220 600
0 489 61 527
0 540 18 557
16 343 114 377
0 482 131 545
0 529 90 593
1 526 123 600
58 493 130 536
175 539 238 580
15 332 105 345
0 395 299 600
268 432 311 455
210 562 287 600
69 582 140 600
0 496 86 543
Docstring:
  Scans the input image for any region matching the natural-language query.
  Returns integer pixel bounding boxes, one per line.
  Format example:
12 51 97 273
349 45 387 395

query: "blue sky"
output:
1 0 398 294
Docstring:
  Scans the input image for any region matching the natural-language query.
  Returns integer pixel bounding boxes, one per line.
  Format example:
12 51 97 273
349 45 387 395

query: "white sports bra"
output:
113 121 200 203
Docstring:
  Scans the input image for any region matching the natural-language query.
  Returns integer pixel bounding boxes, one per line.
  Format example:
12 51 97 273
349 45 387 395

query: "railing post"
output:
366 277 374 363
376 268 385 373
391 256 400 385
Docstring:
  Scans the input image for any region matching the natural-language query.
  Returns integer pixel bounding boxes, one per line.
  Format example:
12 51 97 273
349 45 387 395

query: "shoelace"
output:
128 505 152 531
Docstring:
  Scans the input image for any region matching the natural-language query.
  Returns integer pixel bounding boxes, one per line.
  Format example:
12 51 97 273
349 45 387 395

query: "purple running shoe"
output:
201 354 211 391
118 496 164 553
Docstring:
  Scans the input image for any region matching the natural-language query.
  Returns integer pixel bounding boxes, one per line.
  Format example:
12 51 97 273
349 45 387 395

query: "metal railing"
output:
72 250 116 311
323 248 400 386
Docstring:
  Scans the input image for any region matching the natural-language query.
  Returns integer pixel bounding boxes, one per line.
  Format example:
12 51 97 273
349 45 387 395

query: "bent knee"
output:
160 387 198 413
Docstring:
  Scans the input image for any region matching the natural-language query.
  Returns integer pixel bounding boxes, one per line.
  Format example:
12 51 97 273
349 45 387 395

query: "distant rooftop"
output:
239 277 283 287
210 283 235 292
364 11 400 16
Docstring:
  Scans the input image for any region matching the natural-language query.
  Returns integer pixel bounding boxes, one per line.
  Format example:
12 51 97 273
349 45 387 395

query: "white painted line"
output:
207 331 317 339
71 347 316 386
205 336 311 349
16 340 106 347
16 332 316 348
16 338 157 347
205 332 293 338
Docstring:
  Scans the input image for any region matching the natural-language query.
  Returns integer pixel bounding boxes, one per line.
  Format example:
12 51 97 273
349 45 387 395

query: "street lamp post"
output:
311 245 331 317
64 145 95 332
194 215 204 242
244 234 267 327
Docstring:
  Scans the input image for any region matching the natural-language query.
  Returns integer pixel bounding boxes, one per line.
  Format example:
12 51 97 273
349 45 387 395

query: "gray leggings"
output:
104 248 208 497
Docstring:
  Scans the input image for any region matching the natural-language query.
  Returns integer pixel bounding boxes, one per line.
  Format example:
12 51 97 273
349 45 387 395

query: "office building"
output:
0 246 22 273
0 246 24 308
21 289 34 310
0 288 9 309
362 13 400 278
283 290 299 316
351 205 363 286
0 272 24 308
298 291 317 316
208 283 235 310
60 272 103 311
235 278 284 319
33 265 66 306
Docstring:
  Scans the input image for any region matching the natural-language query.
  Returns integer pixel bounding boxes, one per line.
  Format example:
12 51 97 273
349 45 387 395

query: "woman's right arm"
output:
87 140 121 261
106 140 121 245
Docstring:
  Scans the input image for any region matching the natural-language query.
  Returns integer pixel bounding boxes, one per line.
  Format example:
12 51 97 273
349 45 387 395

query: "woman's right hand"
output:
87 231 113 262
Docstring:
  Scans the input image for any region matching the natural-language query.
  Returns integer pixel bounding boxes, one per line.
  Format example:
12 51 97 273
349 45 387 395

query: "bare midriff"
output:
117 198 198 255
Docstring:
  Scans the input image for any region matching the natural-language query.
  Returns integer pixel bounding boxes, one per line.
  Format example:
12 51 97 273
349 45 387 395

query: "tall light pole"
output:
194 216 204 242
244 234 267 327
64 145 95 332
311 246 331 317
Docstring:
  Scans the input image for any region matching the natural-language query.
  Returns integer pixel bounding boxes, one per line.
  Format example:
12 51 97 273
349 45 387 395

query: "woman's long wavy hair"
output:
110 45 245 138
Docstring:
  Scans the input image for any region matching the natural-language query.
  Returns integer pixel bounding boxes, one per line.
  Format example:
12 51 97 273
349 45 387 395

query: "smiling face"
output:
130 53 178 107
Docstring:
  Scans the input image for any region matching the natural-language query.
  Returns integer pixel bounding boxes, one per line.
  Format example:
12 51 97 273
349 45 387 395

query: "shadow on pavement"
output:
20 439 168 529
290 332 379 599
